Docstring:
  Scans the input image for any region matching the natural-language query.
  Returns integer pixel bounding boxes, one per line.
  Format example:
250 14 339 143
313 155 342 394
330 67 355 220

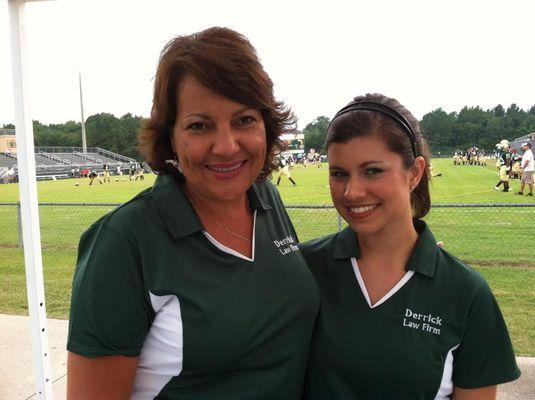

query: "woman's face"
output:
327 134 424 237
171 75 267 203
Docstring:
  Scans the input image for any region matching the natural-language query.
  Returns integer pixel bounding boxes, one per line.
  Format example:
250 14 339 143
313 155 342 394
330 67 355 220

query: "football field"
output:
0 158 534 354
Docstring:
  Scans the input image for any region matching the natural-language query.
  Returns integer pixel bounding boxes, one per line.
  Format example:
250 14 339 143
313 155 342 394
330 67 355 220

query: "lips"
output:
350 204 378 214
206 160 246 179
346 203 379 219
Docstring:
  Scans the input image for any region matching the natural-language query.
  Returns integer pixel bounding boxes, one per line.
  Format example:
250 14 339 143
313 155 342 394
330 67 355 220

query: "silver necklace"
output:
186 191 252 243
206 214 252 243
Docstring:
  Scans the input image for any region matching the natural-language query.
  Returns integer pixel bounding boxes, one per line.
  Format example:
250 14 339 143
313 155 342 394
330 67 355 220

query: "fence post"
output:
337 213 343 232
17 202 23 248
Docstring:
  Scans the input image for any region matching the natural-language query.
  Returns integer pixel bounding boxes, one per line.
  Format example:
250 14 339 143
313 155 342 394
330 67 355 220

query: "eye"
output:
329 170 348 180
235 114 257 127
186 121 209 132
365 167 383 176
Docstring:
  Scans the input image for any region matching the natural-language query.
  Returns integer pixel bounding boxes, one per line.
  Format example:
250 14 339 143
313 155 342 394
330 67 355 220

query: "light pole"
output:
79 70 87 153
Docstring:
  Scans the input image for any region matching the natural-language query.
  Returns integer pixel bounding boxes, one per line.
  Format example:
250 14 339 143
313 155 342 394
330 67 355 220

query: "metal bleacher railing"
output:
2 147 139 181
0 202 533 270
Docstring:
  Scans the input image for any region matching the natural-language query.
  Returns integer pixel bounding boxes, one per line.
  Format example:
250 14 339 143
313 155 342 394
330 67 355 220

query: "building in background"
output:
0 128 17 154
280 132 305 159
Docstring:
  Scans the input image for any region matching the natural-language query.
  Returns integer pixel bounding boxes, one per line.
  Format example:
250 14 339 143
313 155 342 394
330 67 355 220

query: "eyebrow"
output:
329 160 384 170
184 106 255 119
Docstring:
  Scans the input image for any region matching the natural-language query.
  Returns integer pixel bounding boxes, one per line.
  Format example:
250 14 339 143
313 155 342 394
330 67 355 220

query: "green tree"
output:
85 113 143 158
491 104 505 118
420 109 458 152
303 116 330 154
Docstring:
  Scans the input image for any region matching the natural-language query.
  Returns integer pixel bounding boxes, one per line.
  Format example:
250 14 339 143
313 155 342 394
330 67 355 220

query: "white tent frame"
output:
8 0 54 398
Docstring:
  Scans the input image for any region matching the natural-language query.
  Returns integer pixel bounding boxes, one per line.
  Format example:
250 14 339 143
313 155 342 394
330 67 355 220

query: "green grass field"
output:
0 158 532 205
0 158 534 355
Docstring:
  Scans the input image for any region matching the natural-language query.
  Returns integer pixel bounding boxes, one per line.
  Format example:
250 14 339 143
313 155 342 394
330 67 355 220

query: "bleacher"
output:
1 147 139 182
0 153 17 168
511 132 535 150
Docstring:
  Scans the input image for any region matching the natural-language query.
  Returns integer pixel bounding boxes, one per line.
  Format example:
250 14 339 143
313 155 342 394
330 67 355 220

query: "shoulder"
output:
81 187 158 244
253 179 282 203
434 247 490 297
298 232 340 269
250 180 288 215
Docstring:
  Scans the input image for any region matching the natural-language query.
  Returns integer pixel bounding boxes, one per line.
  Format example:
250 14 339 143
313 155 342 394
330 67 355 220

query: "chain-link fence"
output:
1 203 534 269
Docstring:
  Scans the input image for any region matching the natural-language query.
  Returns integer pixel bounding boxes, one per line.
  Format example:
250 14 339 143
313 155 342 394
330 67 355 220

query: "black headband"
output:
330 101 418 158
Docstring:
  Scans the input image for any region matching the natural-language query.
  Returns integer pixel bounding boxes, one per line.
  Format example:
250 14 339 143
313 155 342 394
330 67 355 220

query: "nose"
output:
212 125 240 158
343 175 366 200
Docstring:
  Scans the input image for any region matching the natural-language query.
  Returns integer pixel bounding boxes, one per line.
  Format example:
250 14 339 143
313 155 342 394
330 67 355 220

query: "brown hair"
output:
138 27 295 178
326 93 431 218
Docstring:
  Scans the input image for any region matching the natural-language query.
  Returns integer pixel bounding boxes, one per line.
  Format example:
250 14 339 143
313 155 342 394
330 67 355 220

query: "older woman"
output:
300 94 520 399
67 27 319 400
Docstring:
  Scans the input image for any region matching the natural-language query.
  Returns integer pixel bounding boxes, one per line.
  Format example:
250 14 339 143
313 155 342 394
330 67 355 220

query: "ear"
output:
408 156 426 190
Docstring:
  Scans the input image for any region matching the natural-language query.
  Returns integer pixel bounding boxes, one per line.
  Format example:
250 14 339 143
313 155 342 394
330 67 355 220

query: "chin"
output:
344 216 385 236
212 185 251 201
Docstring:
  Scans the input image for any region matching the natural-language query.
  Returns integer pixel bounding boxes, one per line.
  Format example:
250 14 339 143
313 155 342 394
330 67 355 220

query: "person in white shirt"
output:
517 142 534 196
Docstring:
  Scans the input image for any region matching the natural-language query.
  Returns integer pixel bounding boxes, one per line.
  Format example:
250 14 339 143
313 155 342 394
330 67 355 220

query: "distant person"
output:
314 153 322 168
102 163 111 183
288 154 296 168
510 150 522 179
453 151 461 165
4 166 15 184
494 140 512 192
429 163 442 177
129 162 136 180
300 93 520 400
276 155 297 186
116 165 122 176
134 162 145 181
517 142 534 196
88 169 102 185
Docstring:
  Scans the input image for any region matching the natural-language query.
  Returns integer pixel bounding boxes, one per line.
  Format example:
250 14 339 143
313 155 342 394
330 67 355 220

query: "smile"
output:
208 162 244 173
349 204 379 214
206 161 246 179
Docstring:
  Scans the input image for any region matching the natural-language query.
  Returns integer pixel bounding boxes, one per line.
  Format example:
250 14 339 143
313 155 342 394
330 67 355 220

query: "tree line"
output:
2 103 535 159
302 103 535 155
3 112 144 160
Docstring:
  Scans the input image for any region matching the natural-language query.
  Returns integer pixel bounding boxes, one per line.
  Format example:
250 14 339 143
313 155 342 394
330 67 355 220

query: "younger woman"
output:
300 94 520 399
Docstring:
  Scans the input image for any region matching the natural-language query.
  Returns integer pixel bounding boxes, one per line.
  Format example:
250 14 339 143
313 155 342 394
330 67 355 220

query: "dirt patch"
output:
467 259 535 269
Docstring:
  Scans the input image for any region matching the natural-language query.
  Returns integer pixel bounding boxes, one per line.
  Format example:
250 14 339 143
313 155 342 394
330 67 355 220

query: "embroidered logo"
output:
402 307 442 335
273 236 299 255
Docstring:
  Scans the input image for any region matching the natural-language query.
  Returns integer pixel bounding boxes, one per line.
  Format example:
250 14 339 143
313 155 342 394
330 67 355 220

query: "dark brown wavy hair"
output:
138 27 295 179
326 93 431 218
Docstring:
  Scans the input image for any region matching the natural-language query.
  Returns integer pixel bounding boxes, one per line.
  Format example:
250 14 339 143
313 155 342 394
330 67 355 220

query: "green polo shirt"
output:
68 174 319 400
300 220 520 400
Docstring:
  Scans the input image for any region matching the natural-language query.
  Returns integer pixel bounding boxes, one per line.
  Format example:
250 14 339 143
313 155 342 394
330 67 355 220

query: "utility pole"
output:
79 71 87 153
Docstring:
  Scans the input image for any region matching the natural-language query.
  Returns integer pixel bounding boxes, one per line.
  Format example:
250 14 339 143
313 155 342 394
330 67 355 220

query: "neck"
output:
184 184 249 217
358 214 419 265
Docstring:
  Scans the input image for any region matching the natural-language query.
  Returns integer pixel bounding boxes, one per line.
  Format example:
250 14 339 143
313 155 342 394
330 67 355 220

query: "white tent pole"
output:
8 0 53 399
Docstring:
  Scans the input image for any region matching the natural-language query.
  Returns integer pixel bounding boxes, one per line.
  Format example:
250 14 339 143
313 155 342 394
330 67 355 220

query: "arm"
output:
453 385 497 400
67 352 139 400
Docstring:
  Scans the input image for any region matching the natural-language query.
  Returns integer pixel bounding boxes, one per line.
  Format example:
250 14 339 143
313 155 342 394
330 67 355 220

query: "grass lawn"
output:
0 158 534 355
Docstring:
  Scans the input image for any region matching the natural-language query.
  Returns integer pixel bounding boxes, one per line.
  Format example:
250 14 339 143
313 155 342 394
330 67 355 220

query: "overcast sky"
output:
1 0 534 129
